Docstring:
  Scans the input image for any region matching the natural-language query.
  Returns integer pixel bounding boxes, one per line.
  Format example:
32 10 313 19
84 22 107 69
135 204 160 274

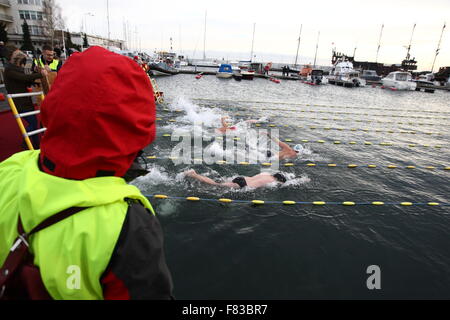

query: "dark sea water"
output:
135 74 450 299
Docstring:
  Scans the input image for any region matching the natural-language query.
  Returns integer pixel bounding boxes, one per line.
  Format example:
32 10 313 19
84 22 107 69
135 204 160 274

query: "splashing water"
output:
170 97 223 127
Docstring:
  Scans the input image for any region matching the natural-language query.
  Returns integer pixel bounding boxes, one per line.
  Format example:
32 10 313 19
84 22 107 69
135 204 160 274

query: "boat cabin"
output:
218 64 233 73
385 72 413 82
250 63 264 74
300 65 313 77
333 61 355 75
362 70 379 77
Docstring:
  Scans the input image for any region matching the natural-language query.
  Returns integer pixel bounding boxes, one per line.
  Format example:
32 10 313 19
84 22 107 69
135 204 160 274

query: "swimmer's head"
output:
266 150 272 157
293 144 303 154
273 173 287 184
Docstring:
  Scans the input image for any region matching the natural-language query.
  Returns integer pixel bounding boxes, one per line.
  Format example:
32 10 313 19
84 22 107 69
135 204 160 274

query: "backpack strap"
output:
0 207 90 298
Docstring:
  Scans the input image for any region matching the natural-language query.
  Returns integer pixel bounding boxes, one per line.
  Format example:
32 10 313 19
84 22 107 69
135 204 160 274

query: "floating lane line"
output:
157 134 445 149
155 117 443 136
191 103 449 121
156 115 444 127
145 156 450 171
191 98 450 115
147 195 450 207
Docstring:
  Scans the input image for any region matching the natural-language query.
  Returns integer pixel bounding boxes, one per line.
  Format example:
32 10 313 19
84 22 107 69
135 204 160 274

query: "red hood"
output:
39 46 156 180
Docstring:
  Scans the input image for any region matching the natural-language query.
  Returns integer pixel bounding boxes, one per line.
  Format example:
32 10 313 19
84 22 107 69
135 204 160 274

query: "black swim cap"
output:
273 173 287 183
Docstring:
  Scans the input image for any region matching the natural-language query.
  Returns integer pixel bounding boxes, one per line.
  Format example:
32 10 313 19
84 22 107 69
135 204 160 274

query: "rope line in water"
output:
191 98 450 115
192 104 449 121
157 115 442 127
254 124 441 136
145 156 450 171
146 194 450 207
155 117 442 136
157 134 445 149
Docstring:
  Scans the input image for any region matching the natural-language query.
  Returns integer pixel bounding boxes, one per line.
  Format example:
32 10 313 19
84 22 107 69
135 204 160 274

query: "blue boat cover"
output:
218 64 233 73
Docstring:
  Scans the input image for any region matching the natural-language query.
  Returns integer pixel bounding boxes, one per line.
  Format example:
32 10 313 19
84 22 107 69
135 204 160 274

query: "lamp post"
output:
83 12 94 35
82 13 94 51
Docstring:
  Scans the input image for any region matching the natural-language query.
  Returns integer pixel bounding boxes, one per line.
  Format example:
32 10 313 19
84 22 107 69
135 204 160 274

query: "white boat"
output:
381 71 417 91
305 69 327 85
327 60 366 87
216 64 233 79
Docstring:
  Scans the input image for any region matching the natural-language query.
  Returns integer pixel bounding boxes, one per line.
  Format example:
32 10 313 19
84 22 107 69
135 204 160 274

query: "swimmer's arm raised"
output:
263 133 292 152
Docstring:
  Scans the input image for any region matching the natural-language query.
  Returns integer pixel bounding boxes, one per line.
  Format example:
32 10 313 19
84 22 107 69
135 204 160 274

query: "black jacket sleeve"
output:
102 200 173 300
5 68 42 83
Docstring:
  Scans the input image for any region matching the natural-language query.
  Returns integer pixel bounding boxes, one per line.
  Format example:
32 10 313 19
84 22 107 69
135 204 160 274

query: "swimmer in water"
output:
216 116 261 134
261 132 301 160
185 169 287 189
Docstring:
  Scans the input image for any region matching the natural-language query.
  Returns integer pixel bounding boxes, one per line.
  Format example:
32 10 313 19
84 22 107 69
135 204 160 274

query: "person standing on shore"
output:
32 44 63 73
264 63 270 76
4 50 47 148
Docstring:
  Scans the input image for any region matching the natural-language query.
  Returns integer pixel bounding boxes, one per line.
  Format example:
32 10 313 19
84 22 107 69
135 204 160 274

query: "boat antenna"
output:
250 23 256 62
375 24 384 63
179 24 182 54
294 24 303 67
431 23 446 73
313 31 320 68
203 10 207 60
405 23 416 61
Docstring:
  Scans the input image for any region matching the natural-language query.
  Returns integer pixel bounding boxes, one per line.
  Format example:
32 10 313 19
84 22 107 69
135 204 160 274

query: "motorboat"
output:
305 69 326 85
327 59 366 87
360 70 382 83
381 71 417 91
412 74 436 93
148 62 179 76
216 64 233 79
241 69 255 80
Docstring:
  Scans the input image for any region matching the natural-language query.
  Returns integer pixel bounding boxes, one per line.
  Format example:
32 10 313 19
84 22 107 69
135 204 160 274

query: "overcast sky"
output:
57 0 449 71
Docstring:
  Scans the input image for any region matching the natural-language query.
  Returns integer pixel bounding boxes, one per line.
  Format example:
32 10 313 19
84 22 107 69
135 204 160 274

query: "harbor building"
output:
1 0 48 48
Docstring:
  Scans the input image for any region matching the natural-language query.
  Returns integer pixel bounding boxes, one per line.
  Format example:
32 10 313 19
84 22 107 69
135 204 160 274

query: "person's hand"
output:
40 69 48 77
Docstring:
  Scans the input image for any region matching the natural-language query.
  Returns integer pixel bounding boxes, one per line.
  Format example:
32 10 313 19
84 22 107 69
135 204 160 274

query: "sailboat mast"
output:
313 31 320 68
431 23 446 73
294 24 302 67
375 24 384 63
106 0 111 40
203 10 207 60
406 23 416 60
250 23 256 62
